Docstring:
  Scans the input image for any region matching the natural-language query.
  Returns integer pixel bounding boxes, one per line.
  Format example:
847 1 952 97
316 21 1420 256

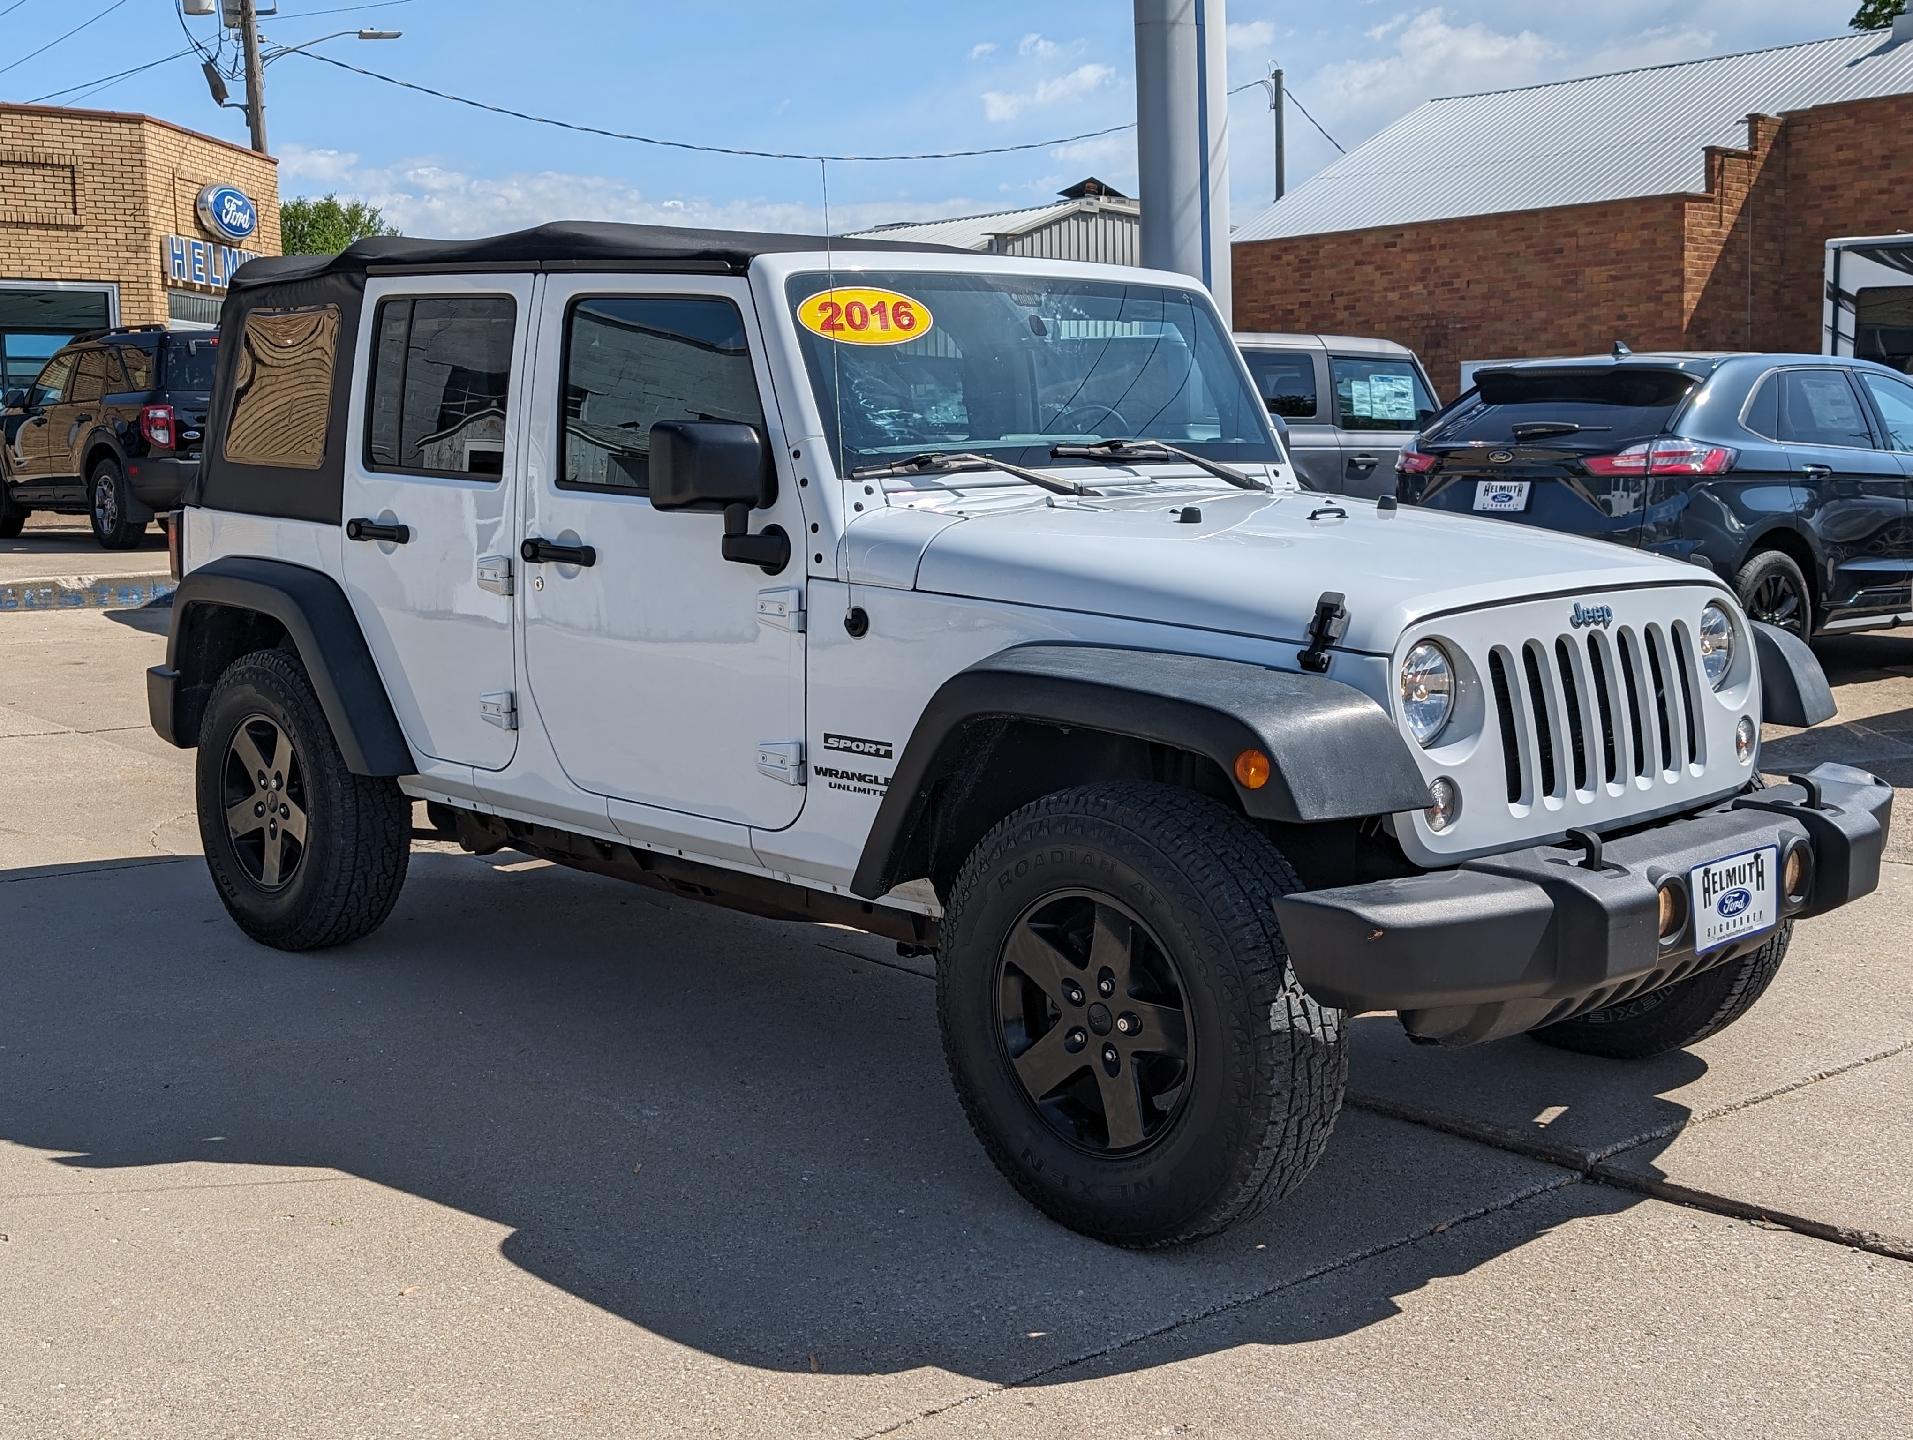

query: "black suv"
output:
0 325 217 548
1397 352 1913 641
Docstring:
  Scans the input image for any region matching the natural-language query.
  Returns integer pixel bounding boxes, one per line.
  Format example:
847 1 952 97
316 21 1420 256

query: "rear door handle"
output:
1801 464 1833 479
521 536 596 567
346 517 410 544
1349 453 1380 467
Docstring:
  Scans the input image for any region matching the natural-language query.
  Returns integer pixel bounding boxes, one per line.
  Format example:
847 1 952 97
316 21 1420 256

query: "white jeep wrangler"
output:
150 224 1892 1247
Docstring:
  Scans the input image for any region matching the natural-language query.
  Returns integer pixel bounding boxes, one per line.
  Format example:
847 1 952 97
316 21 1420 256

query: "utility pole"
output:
1268 65 1285 201
239 0 268 155
1133 0 1232 321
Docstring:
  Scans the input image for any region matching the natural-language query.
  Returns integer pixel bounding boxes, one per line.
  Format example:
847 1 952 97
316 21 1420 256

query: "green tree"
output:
1852 0 1906 29
279 194 399 255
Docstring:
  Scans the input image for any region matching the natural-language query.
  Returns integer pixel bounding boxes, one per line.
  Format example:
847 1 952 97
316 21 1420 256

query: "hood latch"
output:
1298 591 1348 673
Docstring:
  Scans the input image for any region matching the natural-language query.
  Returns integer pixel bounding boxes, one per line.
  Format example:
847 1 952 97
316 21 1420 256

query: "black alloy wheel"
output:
220 714 309 891
1747 571 1805 632
996 891 1192 1154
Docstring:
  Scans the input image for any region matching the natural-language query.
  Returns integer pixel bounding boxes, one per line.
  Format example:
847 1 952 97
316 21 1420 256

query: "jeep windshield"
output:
785 270 1279 483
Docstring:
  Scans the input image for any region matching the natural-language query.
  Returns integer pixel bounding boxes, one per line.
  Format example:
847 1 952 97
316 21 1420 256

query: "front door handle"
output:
346 517 411 544
521 536 596 567
1349 453 1380 467
1801 464 1833 479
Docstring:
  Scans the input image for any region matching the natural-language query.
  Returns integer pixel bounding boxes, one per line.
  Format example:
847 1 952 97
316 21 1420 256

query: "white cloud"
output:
981 62 1115 123
1226 20 1275 53
276 144 985 239
968 41 997 60
1018 33 1060 58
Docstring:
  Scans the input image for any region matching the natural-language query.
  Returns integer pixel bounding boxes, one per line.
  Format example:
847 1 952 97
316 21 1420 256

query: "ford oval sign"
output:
1717 887 1753 918
196 183 258 243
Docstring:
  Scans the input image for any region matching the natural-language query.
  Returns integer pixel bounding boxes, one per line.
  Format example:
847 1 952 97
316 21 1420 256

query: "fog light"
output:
1735 715 1757 765
1425 776 1461 832
1234 748 1271 790
1657 880 1688 943
1783 844 1812 907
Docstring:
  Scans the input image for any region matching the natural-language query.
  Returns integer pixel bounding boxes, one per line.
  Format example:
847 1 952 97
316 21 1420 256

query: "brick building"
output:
0 102 279 390
1233 26 1913 393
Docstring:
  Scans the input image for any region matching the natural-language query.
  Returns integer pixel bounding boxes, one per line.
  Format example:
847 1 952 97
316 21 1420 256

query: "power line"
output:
1284 87 1346 155
0 0 137 79
27 47 197 105
0 0 36 18
274 0 416 15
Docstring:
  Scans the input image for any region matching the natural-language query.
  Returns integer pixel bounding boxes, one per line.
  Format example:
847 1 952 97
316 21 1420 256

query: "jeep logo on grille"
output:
1569 601 1614 629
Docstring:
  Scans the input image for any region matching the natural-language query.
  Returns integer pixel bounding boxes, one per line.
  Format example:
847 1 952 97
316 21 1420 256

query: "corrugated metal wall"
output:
996 210 1141 266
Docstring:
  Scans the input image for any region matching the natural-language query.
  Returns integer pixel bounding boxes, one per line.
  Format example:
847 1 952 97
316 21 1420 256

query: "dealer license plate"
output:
1473 479 1531 513
1689 846 1778 952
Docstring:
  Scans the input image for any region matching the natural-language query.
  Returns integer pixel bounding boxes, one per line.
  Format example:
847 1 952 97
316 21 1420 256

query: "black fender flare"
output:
849 643 1432 898
151 555 414 776
1752 621 1836 728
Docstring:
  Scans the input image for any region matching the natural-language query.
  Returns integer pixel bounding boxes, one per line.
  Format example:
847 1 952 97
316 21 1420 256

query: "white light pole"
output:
1134 0 1233 321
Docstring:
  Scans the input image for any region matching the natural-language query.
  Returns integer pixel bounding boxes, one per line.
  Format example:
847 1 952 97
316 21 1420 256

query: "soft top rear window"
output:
1430 367 1699 446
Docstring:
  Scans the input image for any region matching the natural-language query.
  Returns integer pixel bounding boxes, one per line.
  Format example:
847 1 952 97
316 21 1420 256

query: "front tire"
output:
1530 924 1791 1059
88 456 145 550
938 783 1347 1247
197 648 411 950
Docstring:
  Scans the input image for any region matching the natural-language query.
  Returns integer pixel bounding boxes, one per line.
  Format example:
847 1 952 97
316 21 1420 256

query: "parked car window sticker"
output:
1858 371 1913 452
366 295 518 479
1777 369 1875 449
222 305 341 470
796 287 933 347
558 295 765 496
786 270 1276 478
1330 356 1434 431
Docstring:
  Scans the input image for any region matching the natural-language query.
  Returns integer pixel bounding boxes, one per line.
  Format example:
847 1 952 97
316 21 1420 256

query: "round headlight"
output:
1400 641 1455 747
1698 603 1736 690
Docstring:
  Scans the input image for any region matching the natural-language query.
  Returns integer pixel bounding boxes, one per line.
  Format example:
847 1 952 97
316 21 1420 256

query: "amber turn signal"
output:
1234 748 1271 790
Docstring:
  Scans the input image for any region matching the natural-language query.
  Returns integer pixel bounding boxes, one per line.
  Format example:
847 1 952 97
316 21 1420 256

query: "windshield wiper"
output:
849 450 1094 496
1509 421 1610 439
1048 438 1269 492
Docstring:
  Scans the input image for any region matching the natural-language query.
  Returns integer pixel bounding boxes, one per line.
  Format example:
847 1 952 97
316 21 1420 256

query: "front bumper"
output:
1273 763 1893 1045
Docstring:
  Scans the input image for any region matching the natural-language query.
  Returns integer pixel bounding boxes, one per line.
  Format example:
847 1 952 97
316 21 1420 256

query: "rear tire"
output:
197 648 411 950
0 482 26 539
87 456 145 550
1530 924 1791 1059
938 782 1346 1247
1734 549 1811 641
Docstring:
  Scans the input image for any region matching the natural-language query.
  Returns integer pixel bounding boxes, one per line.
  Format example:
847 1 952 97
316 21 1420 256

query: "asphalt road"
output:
1 513 170 586
1 603 1908 1439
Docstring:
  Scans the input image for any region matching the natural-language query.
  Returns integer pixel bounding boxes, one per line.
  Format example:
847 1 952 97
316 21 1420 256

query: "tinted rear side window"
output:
1429 368 1697 446
1329 355 1436 431
1775 369 1874 448
366 295 518 477
1240 349 1318 419
160 337 218 391
115 343 156 391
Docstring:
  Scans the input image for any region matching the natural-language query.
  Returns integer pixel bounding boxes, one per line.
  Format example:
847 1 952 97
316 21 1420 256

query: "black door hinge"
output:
1298 591 1348 673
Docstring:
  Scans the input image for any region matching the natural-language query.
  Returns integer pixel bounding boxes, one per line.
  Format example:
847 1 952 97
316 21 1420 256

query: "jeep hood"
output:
893 488 1715 655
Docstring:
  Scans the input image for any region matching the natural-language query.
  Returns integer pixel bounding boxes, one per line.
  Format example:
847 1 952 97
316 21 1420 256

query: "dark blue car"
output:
1396 352 1913 642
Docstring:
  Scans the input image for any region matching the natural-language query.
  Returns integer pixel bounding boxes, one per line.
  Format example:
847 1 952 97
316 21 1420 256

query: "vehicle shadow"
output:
0 848 1695 1382
0 526 166 557
101 595 174 636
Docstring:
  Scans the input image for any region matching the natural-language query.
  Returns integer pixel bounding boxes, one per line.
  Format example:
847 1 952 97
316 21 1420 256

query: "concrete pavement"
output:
1 603 1908 1438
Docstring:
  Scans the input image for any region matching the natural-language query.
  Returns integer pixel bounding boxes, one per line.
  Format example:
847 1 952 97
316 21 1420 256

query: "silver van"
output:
1235 332 1439 498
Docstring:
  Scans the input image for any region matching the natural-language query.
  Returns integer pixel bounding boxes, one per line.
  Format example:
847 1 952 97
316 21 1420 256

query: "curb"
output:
0 573 176 613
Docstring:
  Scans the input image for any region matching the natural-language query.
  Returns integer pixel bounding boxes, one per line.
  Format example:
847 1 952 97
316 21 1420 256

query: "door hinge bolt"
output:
480 691 518 731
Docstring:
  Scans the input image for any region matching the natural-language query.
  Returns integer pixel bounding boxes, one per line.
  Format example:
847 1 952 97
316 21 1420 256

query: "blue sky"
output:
7 1 1868 238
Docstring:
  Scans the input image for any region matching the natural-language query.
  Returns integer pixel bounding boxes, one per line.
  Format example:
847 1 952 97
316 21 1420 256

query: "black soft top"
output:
233 220 959 289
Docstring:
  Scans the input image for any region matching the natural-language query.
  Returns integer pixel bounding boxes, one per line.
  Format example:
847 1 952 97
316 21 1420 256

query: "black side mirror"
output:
649 420 789 574
2 388 23 409
650 420 775 511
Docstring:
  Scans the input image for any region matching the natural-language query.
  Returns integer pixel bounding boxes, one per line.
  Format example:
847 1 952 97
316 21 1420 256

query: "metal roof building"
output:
1237 28 1913 244
847 179 1140 265
1231 24 1913 391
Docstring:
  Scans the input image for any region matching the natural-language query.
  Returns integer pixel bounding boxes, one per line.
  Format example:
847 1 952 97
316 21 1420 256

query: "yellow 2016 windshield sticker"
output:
797 287 933 346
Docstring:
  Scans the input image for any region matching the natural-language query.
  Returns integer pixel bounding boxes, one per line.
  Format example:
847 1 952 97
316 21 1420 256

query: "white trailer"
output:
1823 234 1913 373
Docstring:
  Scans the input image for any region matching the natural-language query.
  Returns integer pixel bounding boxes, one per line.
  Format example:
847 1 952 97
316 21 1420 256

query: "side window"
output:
1330 355 1437 431
1858 371 1913 452
559 295 764 494
29 352 74 407
1743 372 1780 438
1776 370 1875 449
224 305 341 470
68 350 112 405
114 343 156 392
1240 349 1318 420
366 295 518 477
